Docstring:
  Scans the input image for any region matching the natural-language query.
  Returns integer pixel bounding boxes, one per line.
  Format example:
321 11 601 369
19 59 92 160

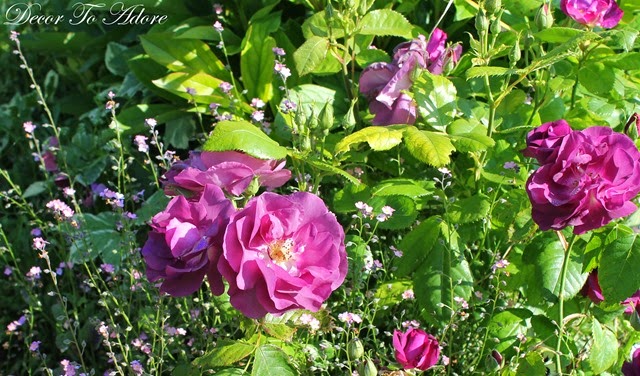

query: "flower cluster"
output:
523 120 640 234
560 0 623 29
359 29 461 126
143 151 347 319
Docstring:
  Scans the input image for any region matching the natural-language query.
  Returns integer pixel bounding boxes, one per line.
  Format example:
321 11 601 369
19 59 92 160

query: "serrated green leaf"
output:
448 120 495 153
488 309 533 354
301 10 345 39
22 181 48 198
395 216 441 277
403 127 455 167
375 279 413 308
165 117 195 149
369 195 417 230
414 72 457 132
603 52 640 71
193 339 254 368
578 62 615 96
241 17 278 101
333 184 372 213
415 224 473 321
600 233 640 302
358 9 413 39
371 179 434 198
588 319 617 374
516 352 546 375
203 120 288 160
335 126 404 154
293 36 329 76
252 345 296 376
355 49 391 68
465 66 518 79
140 34 227 78
445 194 491 224
537 240 588 302
70 212 126 266
151 72 229 105
535 27 584 43
262 323 296 341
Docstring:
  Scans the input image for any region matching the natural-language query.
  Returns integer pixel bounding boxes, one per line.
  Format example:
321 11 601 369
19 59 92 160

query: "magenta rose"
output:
217 192 347 318
163 150 291 197
393 328 440 371
142 184 235 297
560 0 623 29
623 347 640 376
522 120 573 164
358 29 461 126
526 126 640 234
580 270 604 303
623 291 640 315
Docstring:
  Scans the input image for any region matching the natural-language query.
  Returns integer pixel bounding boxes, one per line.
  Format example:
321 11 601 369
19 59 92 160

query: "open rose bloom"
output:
359 29 461 126
217 192 348 318
525 122 640 234
560 0 623 29
142 184 235 296
163 150 291 197
393 328 440 371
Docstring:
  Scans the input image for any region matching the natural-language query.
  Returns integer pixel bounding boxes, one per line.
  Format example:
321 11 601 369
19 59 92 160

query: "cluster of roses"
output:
523 120 640 235
141 150 348 319
358 28 461 126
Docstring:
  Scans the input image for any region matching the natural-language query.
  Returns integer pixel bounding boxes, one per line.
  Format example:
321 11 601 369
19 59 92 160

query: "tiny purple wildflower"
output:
134 135 149 153
213 3 223 14
280 99 297 113
145 118 157 128
251 98 265 108
46 199 74 218
29 341 41 351
63 187 76 197
213 21 224 32
32 237 48 251
26 266 41 280
185 87 197 95
219 81 233 94
274 61 291 79
251 110 265 122
272 47 286 56
402 289 415 300
4 266 13 276
23 121 36 134
9 31 20 42
130 360 144 375
100 263 115 274
338 312 363 326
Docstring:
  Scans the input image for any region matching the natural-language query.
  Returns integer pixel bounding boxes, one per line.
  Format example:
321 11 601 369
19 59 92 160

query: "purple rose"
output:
393 328 440 371
623 347 640 376
217 192 347 318
358 29 461 126
522 120 573 164
142 184 235 297
581 270 604 303
526 125 640 234
163 151 291 197
560 0 623 29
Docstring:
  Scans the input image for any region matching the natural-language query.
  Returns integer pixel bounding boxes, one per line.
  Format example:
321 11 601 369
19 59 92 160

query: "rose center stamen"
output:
268 238 295 264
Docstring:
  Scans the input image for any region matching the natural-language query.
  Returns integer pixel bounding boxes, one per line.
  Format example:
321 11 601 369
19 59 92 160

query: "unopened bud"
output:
509 37 521 66
358 358 377 376
476 10 489 33
342 100 357 132
490 9 503 34
319 102 334 130
347 338 365 359
535 3 554 30
484 0 501 14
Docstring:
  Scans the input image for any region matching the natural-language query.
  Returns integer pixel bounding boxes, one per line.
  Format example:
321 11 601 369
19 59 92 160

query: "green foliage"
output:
203 120 288 159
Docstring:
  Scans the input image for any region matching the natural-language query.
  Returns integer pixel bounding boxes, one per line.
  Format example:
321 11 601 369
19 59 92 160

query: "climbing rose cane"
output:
560 0 623 29
217 192 347 319
393 328 440 371
525 125 640 234
142 184 235 296
163 150 291 197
